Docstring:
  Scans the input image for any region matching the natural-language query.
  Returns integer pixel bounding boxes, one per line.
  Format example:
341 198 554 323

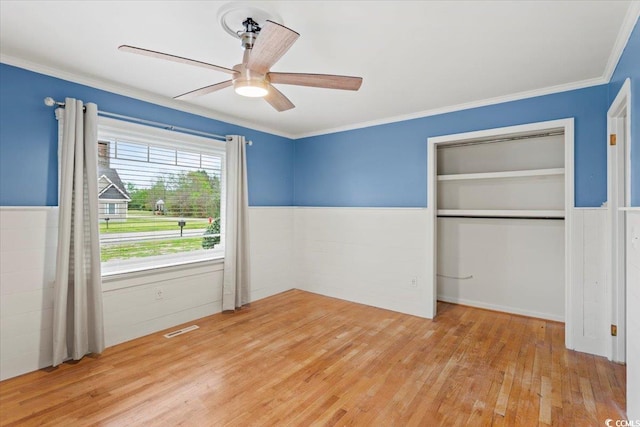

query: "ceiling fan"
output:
119 17 363 112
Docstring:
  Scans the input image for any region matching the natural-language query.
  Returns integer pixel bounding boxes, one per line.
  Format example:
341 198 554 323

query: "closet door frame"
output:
426 118 575 347
607 78 631 363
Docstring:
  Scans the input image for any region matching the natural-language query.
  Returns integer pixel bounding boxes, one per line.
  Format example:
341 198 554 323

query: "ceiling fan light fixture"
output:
234 77 268 97
121 13 361 111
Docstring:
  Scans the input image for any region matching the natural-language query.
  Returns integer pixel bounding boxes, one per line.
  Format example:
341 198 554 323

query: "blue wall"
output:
1 18 638 208
0 63 294 206
294 19 640 208
609 20 640 206
294 85 609 207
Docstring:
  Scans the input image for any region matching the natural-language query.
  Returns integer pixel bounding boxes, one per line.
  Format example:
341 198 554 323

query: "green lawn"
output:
100 210 220 261
100 212 213 233
101 237 209 261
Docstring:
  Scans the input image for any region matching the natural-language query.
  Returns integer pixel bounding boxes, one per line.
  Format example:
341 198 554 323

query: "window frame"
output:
96 116 227 280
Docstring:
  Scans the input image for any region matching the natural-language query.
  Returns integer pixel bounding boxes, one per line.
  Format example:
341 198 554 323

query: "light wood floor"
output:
0 290 626 426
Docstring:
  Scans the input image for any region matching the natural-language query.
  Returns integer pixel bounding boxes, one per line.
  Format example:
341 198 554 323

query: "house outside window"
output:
97 118 226 276
98 165 130 221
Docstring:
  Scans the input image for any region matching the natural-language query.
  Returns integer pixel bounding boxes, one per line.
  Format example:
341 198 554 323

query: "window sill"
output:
102 256 224 292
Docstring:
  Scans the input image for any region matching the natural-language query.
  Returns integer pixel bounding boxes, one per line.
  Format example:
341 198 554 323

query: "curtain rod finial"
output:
44 97 56 107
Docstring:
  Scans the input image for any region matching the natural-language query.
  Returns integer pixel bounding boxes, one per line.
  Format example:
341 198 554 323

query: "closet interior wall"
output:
435 132 566 321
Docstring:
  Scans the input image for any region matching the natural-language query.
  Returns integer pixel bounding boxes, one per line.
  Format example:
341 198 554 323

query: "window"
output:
97 117 226 275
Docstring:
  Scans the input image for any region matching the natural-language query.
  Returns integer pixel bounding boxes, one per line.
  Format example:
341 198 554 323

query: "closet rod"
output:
43 97 230 142
439 130 564 149
437 215 564 220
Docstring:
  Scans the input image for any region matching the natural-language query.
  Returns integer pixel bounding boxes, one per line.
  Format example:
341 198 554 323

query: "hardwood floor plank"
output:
539 375 552 424
495 361 516 416
0 290 627 426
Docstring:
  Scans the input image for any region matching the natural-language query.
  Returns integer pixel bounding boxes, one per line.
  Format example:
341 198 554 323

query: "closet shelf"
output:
437 209 565 218
437 168 564 181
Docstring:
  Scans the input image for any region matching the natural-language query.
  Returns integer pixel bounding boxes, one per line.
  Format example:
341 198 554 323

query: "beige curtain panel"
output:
52 98 105 367
222 135 251 311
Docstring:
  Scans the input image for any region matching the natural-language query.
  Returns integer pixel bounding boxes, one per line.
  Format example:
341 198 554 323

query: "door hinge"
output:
611 324 618 336
610 134 617 146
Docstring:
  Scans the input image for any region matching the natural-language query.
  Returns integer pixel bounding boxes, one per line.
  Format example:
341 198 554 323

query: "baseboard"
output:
437 295 565 322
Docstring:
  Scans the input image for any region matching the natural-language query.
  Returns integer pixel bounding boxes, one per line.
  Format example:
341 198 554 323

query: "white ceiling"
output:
0 1 637 138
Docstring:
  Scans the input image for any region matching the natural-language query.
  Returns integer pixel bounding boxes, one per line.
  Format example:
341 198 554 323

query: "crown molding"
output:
0 53 612 141
0 54 295 140
4 0 636 145
292 76 606 139
286 2 640 139
603 1 640 82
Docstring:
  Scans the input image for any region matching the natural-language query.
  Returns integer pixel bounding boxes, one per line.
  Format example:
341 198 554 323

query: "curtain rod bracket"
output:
44 97 64 108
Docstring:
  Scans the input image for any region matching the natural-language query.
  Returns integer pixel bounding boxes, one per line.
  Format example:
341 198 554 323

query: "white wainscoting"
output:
248 207 294 302
293 207 431 318
0 206 294 380
626 209 640 420
570 208 608 357
101 262 224 347
0 204 616 381
436 216 565 321
0 207 58 381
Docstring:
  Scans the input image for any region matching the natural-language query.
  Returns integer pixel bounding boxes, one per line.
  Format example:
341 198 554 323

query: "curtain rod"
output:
43 97 236 143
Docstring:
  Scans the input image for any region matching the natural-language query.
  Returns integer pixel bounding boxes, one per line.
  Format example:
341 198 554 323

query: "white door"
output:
607 78 631 363
606 78 636 419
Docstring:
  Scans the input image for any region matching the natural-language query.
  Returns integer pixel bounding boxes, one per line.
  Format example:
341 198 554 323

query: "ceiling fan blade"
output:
264 84 295 112
246 21 300 74
119 45 236 75
174 80 233 100
268 72 363 91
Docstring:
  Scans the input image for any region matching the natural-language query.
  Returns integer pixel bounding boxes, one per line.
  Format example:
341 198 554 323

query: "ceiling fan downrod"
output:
240 17 261 50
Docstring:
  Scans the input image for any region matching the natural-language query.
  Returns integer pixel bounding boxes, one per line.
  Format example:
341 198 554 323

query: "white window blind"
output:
97 118 226 275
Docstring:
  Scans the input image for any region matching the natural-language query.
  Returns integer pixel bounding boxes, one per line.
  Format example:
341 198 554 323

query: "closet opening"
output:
427 119 577 349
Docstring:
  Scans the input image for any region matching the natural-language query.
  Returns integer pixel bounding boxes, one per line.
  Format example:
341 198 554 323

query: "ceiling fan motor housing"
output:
232 63 268 97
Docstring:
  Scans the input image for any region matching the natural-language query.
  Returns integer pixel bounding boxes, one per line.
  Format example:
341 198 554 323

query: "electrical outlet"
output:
155 288 164 300
410 277 418 288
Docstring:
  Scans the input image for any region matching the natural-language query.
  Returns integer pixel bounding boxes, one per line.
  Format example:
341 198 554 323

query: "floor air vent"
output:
164 325 199 338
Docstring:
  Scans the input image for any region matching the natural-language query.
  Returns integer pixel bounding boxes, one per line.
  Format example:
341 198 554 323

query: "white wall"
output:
0 207 57 381
102 262 224 347
0 204 616 381
0 206 293 380
626 210 640 421
436 216 565 321
291 207 611 331
293 207 613 359
293 207 430 318
570 208 609 357
248 207 294 302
